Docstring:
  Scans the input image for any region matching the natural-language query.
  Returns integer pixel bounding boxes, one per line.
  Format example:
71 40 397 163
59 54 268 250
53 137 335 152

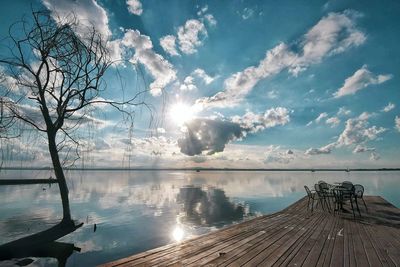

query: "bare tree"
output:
0 10 150 224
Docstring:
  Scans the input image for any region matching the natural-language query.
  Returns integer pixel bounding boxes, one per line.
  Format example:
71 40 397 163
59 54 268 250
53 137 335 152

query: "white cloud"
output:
358 111 373 121
126 0 143 16
106 39 125 63
370 152 380 161
160 35 180 56
179 69 217 92
382 102 395 112
337 107 351 116
42 0 126 66
336 117 386 147
305 142 336 155
306 113 386 157
333 65 392 98
300 10 366 63
204 14 217 26
42 0 111 38
122 29 177 96
177 19 207 54
179 76 197 91
267 90 278 99
0 70 19 93
197 5 208 16
241 8 255 20
315 112 328 123
196 11 366 109
231 107 290 133
157 127 166 134
353 145 375 153
326 116 340 127
192 68 217 84
160 11 216 56
395 116 400 132
264 152 293 164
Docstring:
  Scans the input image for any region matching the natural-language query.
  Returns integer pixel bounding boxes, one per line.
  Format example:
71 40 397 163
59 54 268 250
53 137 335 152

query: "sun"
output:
169 102 195 126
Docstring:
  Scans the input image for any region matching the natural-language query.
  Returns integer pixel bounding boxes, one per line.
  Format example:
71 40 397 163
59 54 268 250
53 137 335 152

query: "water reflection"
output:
0 241 80 267
0 221 81 267
172 226 184 242
177 186 246 226
0 170 399 266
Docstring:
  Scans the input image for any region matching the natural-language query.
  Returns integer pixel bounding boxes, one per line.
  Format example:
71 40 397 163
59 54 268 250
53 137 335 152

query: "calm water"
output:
0 170 399 266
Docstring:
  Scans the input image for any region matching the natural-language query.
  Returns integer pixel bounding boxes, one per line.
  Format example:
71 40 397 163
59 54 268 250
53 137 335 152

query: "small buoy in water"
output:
93 223 97 232
42 188 46 190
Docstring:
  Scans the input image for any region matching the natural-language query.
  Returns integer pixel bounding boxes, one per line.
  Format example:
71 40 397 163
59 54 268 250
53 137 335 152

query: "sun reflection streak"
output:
172 226 184 242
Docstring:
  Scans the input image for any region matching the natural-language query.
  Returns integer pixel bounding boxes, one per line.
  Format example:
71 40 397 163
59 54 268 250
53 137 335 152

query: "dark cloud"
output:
178 118 243 156
178 107 290 156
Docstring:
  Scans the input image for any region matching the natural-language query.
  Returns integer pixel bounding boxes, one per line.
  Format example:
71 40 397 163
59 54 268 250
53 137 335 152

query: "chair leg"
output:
349 198 355 219
319 198 325 211
307 197 310 210
362 198 368 213
311 199 314 212
324 197 331 213
355 197 361 217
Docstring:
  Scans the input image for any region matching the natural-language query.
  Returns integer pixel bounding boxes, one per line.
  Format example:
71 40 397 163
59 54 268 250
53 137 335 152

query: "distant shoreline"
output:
1 167 399 172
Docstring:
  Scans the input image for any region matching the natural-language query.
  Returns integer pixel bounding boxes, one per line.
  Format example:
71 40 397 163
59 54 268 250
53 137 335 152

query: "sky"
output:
0 0 399 168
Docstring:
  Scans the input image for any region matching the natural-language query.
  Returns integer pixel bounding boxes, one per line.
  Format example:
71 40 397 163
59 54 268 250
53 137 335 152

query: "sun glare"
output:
169 103 194 126
172 226 184 242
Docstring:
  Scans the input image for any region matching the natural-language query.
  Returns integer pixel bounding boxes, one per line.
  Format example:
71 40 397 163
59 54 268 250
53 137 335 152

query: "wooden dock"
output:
100 196 400 266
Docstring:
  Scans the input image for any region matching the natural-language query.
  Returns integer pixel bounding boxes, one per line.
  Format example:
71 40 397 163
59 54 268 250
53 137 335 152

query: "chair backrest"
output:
318 181 329 191
341 181 353 189
314 183 324 197
353 184 364 198
341 181 354 196
304 185 312 197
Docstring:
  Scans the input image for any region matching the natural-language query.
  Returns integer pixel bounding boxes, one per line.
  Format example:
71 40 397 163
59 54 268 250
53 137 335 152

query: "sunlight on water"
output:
172 226 184 242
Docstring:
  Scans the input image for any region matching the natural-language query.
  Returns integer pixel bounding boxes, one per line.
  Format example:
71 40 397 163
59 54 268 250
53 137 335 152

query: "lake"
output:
0 170 399 266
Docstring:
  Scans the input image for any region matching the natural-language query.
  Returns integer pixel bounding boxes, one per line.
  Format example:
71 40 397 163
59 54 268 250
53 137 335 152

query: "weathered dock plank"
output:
100 196 400 267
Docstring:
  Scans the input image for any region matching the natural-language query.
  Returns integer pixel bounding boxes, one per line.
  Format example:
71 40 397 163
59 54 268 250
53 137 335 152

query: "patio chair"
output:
340 181 360 217
304 185 319 212
354 184 368 212
314 183 331 212
318 181 335 211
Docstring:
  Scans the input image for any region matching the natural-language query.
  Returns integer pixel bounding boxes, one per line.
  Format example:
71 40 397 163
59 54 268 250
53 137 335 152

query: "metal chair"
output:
340 181 360 217
304 185 319 212
318 181 335 211
314 184 332 212
354 184 368 213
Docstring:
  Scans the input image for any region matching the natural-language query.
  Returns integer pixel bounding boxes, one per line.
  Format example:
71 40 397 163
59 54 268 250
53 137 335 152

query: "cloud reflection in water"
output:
1 170 399 266
177 185 246 226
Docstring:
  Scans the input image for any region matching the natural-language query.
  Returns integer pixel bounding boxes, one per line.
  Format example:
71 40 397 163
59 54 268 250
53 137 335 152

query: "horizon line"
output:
1 167 400 172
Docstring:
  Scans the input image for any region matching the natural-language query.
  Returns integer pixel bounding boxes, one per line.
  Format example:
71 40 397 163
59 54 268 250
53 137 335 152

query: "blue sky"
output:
0 0 399 168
